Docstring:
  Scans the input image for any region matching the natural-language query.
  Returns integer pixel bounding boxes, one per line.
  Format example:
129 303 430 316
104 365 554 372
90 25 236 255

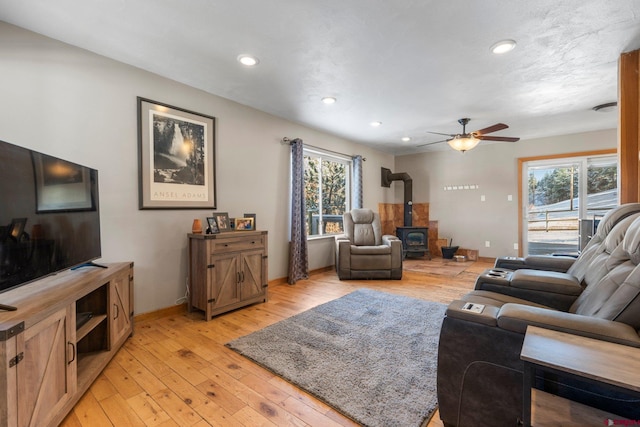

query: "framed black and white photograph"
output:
138 97 216 209
206 217 219 234
213 212 230 231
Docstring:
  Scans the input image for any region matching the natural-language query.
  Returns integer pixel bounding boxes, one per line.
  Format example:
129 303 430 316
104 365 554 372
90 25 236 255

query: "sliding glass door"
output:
523 154 618 255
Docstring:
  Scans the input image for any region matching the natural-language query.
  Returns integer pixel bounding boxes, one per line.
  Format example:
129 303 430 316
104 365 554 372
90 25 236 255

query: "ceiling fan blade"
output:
426 131 456 137
416 139 450 147
473 123 508 136
477 135 520 142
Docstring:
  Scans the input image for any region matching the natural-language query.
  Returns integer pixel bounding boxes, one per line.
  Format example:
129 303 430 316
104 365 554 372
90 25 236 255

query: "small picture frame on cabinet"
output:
212 212 230 231
243 213 256 229
206 217 220 234
234 217 254 231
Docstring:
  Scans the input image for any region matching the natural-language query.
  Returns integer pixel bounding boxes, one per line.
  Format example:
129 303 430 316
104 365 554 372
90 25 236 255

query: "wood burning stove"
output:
396 226 430 259
381 167 431 259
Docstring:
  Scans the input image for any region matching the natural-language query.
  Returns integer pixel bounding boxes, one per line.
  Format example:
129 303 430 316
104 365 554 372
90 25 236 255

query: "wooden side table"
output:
520 325 640 427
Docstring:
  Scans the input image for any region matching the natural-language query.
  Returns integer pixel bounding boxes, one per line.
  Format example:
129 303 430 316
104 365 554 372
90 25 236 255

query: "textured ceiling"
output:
1 0 639 154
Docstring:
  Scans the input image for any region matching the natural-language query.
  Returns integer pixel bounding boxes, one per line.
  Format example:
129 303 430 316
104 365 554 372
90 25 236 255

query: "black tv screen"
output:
0 140 101 293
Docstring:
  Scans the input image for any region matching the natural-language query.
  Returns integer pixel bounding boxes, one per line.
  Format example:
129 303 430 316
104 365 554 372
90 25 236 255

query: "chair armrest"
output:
335 239 352 279
497 304 640 347
494 255 575 273
382 234 400 245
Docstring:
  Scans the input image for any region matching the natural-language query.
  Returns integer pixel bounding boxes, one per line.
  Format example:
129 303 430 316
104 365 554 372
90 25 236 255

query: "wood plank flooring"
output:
60 259 492 427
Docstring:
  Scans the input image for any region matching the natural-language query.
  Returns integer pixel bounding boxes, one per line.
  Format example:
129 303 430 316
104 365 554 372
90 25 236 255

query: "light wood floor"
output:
60 259 492 427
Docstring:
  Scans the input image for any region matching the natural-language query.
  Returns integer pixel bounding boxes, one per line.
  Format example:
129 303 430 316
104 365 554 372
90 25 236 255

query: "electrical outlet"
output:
507 194 513 201
485 241 491 247
481 195 486 202
513 243 518 250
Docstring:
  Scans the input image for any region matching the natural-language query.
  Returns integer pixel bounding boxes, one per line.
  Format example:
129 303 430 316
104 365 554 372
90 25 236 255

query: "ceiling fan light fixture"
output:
491 39 517 54
448 135 480 152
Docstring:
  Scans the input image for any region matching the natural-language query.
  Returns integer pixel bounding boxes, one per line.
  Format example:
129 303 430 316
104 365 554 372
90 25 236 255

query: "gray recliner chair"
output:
335 209 402 280
436 215 640 427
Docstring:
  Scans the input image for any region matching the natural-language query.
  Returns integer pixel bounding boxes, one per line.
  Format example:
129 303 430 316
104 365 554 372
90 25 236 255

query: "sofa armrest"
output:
510 269 582 295
445 300 500 327
494 255 575 273
497 304 640 347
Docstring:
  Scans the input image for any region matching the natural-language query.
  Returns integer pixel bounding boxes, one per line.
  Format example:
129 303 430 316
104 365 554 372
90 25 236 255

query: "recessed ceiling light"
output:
592 102 617 113
237 55 259 66
370 121 382 127
490 39 517 54
401 137 411 142
322 97 337 104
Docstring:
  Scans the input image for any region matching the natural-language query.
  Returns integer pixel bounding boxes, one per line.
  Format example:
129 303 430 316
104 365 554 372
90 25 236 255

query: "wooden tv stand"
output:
0 262 134 427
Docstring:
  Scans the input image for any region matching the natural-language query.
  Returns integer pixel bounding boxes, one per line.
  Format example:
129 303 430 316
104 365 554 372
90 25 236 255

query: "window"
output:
523 154 618 255
303 148 351 237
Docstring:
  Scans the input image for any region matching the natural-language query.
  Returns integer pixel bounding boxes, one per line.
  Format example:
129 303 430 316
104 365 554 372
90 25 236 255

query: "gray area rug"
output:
226 288 446 427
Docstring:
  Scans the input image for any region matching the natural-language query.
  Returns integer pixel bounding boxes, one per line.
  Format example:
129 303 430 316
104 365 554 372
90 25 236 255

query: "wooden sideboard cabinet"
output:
0 262 134 427
188 231 268 320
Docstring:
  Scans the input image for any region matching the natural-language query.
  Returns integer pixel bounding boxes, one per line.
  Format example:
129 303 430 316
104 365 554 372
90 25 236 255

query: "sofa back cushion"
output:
568 204 640 281
571 216 640 329
580 213 640 287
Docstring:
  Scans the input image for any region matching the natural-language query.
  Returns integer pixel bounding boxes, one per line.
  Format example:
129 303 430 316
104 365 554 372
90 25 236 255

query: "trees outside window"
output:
303 150 351 237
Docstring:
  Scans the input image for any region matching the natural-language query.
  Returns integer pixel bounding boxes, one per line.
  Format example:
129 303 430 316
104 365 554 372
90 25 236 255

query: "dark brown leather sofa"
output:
436 206 640 427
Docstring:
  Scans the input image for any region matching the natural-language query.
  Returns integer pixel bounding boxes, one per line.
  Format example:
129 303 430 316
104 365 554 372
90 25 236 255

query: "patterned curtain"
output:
353 155 363 209
288 138 309 284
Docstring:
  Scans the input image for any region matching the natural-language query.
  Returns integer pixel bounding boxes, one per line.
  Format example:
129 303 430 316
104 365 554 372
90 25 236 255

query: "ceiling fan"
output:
418 118 520 152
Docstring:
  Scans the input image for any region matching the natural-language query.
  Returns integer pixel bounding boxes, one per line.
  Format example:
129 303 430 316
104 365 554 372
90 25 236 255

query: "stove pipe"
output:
381 167 413 226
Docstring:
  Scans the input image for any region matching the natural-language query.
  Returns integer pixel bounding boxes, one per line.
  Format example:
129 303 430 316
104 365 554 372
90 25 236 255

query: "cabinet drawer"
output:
213 236 265 252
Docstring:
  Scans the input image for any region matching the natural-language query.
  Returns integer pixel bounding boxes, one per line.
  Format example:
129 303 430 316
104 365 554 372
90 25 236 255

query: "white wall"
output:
0 22 395 314
394 129 617 257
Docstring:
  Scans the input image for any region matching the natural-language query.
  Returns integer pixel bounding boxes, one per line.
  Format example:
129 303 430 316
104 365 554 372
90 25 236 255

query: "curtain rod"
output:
281 137 366 161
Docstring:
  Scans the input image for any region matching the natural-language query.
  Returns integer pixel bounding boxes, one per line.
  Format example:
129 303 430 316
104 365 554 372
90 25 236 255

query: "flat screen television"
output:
0 139 101 295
